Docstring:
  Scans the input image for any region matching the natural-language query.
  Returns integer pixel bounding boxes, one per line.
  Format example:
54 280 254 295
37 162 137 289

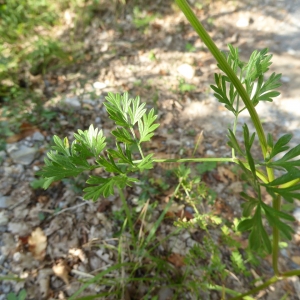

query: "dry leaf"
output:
6 122 38 143
193 130 204 155
167 253 185 267
217 166 236 183
97 199 111 212
53 260 70 285
228 181 243 194
38 269 53 299
28 227 47 260
292 256 300 266
176 209 194 220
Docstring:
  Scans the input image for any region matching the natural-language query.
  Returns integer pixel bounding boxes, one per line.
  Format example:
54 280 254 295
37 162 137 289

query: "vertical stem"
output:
175 0 267 156
272 194 281 276
175 0 281 282
130 128 144 159
118 187 137 245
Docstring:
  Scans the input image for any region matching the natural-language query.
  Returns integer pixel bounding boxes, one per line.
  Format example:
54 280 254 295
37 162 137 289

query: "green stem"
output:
130 128 144 159
207 284 240 296
229 275 279 300
118 187 137 245
153 157 234 163
175 0 267 157
272 194 281 276
175 0 283 283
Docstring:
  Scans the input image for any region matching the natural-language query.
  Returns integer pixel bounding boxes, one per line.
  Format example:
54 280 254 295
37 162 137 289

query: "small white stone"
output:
236 17 249 27
293 207 300 222
13 252 22 263
281 76 290 83
177 63 195 79
93 82 106 89
206 150 216 157
33 165 40 172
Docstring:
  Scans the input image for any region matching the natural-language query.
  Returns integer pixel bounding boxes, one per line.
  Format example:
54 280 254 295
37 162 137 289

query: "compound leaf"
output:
266 133 292 161
128 96 146 125
138 108 160 144
73 124 106 158
84 175 137 200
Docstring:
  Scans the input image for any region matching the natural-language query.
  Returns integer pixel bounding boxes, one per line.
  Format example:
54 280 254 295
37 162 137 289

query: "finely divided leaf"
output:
128 96 146 125
84 175 138 200
227 129 244 156
138 108 160 143
37 135 94 188
96 155 123 174
266 184 300 203
275 144 300 163
266 167 300 186
73 124 106 158
111 127 135 145
136 154 154 171
52 135 71 156
267 133 292 161
107 143 133 165
104 92 131 127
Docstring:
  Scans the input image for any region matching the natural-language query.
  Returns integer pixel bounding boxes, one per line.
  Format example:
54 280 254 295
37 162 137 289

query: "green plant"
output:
7 289 27 300
177 77 196 93
185 42 196 52
37 0 300 299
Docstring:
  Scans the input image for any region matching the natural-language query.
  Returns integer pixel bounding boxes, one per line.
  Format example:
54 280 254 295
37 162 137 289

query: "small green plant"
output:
7 289 27 300
37 0 300 299
185 42 196 52
133 6 158 29
177 77 196 93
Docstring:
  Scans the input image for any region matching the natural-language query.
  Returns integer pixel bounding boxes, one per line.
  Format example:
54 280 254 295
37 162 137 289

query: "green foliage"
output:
38 93 160 200
7 289 27 300
177 78 196 93
133 6 158 29
211 45 281 116
36 0 300 297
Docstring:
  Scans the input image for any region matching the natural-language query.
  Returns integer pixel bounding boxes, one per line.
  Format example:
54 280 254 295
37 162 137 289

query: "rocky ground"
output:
1 0 300 299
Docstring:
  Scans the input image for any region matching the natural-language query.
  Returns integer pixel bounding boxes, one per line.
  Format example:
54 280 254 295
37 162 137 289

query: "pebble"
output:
65 97 81 108
177 63 195 79
158 286 174 300
93 82 106 89
95 116 101 124
293 207 300 222
4 165 24 178
0 196 8 209
236 17 250 27
182 231 191 240
0 151 6 161
2 281 11 293
32 131 45 141
0 211 9 225
281 76 290 83
186 238 197 248
206 150 216 157
0 255 6 266
9 145 38 165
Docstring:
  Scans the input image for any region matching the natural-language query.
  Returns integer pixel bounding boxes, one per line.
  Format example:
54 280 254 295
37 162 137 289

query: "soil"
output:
1 0 300 299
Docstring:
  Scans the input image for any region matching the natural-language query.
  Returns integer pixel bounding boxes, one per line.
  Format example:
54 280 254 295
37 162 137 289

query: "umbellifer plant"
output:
38 0 300 299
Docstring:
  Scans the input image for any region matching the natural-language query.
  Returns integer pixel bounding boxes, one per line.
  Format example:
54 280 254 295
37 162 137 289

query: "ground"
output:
1 0 300 299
